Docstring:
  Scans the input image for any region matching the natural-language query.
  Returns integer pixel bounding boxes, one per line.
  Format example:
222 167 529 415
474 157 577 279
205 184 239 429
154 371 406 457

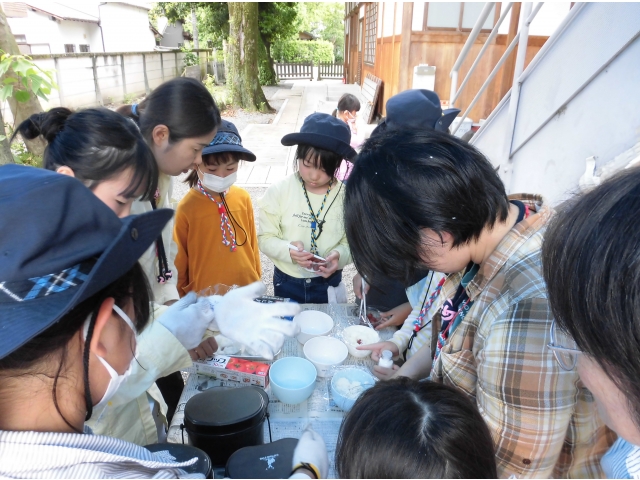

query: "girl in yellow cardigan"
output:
174 120 261 299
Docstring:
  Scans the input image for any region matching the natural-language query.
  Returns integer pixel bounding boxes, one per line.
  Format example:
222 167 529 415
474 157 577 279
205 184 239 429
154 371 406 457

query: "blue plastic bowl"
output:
269 357 317 405
330 368 376 412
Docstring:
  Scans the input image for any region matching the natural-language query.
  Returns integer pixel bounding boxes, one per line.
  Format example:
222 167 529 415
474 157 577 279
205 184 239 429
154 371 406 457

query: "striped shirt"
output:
0 428 202 478
429 194 616 478
602 438 640 479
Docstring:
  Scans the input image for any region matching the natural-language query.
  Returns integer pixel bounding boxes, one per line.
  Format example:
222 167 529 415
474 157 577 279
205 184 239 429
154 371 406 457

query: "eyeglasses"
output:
547 320 582 371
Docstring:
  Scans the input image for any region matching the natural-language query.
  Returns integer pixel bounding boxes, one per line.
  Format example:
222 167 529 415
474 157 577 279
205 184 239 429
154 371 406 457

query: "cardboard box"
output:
194 355 270 387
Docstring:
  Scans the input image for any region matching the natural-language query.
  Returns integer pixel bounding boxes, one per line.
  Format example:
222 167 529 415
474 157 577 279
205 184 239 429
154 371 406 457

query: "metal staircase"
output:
452 2 640 204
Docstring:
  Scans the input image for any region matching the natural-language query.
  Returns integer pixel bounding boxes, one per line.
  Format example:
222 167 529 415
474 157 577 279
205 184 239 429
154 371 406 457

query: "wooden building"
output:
344 2 554 122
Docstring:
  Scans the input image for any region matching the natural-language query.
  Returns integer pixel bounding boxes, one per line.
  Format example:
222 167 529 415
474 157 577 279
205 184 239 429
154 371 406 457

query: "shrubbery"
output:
272 39 334 64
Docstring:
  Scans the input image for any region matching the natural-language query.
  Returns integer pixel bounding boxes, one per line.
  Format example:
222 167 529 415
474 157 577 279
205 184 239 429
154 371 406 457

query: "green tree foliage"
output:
296 3 345 62
272 39 335 64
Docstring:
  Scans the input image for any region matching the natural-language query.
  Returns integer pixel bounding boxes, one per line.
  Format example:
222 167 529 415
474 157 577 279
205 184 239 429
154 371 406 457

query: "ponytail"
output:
332 108 338 117
12 107 73 145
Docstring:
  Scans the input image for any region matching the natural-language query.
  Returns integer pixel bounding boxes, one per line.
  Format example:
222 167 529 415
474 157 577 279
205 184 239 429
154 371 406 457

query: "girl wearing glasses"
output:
543 167 640 479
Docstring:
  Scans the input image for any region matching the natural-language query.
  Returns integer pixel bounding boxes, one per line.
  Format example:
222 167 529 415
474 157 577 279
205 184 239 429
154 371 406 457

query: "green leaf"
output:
29 75 43 94
0 85 13 102
14 90 31 102
0 135 6 141
36 89 49 101
2 77 17 84
0 60 12 77
12 58 33 75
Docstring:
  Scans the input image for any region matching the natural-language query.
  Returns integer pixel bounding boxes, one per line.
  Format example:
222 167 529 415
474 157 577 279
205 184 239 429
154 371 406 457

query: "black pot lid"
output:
144 443 212 477
185 386 268 435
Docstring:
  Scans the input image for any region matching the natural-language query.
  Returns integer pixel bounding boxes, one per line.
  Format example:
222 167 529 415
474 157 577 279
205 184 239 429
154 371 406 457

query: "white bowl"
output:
294 310 334 344
303 336 348 377
331 368 376 411
342 325 381 358
269 357 317 404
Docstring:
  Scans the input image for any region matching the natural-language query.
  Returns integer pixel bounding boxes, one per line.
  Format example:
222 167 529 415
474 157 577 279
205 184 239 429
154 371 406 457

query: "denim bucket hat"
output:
202 120 256 161
281 112 357 160
371 89 461 137
0 165 173 359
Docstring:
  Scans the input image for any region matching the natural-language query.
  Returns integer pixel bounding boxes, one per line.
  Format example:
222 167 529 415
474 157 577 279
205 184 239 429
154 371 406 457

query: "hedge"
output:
272 39 335 64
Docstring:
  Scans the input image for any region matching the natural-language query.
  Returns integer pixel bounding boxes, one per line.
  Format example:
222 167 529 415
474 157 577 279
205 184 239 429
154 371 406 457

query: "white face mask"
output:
199 167 237 192
84 304 137 416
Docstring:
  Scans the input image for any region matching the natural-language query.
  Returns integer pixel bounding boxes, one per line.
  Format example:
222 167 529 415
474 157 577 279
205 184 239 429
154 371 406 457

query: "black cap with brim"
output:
281 112 357 160
202 143 256 162
202 119 256 161
0 165 173 359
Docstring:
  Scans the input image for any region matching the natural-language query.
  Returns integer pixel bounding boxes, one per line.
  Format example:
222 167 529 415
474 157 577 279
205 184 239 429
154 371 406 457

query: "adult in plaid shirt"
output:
344 129 615 478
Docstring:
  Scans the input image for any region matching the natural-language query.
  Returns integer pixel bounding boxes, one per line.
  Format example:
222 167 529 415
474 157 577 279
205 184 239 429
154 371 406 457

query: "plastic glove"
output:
156 292 214 350
292 426 329 479
211 282 301 360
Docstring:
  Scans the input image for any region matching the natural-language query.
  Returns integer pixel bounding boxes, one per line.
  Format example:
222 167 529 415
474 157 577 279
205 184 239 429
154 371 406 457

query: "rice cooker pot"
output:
184 386 269 466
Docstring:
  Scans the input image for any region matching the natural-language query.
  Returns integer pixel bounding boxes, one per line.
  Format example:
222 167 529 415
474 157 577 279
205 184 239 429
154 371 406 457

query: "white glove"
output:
292 426 329 479
156 292 215 350
210 282 301 360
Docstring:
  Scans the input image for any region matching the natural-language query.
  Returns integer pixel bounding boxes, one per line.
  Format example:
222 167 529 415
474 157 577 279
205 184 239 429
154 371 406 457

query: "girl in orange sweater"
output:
174 120 261 298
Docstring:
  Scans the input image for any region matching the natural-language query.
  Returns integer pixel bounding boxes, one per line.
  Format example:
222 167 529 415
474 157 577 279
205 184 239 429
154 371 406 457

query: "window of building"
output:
79 44 90 52
64 44 76 53
414 2 498 32
14 34 27 43
364 3 378 64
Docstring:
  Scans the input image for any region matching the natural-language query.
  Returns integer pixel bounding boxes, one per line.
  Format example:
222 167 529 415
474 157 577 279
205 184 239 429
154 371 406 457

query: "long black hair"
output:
344 129 509 286
14 107 158 201
336 377 497 478
117 77 221 144
543 167 640 429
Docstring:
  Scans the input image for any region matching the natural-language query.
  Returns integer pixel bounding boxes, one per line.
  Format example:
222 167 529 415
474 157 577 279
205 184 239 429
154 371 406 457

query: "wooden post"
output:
53 57 64 105
142 53 150 94
120 54 127 98
175 51 179 77
398 3 414 94
91 55 103 106
160 52 165 82
498 2 522 100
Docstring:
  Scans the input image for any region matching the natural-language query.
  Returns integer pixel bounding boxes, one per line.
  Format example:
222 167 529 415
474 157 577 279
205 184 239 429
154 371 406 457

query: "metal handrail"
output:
451 3 514 105
451 2 544 135
449 2 496 106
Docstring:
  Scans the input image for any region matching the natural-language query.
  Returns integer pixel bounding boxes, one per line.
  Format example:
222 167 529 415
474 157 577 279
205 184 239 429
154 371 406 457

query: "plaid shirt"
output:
430 194 616 478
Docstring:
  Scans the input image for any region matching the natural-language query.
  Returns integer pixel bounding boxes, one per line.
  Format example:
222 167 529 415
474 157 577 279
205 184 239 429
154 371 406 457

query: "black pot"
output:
184 386 269 466
144 443 213 478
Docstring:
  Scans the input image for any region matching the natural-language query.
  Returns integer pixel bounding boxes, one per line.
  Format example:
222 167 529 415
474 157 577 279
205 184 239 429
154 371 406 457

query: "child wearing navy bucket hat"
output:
174 120 262 359
258 112 356 304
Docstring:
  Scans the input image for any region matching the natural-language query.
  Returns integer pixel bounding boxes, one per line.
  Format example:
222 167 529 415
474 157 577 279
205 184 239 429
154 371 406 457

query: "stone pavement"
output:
237 80 367 187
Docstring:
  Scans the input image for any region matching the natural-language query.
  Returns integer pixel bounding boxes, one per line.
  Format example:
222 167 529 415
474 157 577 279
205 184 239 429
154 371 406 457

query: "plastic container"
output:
294 310 334 344
378 350 394 368
269 357 317 404
342 325 380 358
303 336 349 377
331 368 376 412
145 443 213 478
184 386 269 466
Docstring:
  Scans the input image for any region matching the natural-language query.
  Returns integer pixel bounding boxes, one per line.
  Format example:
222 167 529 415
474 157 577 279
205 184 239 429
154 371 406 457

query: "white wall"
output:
7 9 101 54
99 3 156 52
498 2 572 37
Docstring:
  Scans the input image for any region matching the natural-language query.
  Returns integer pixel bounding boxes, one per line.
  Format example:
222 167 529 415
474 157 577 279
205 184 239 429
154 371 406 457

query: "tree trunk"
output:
0 107 14 165
191 5 199 50
0 5 46 156
227 2 272 112
261 34 278 84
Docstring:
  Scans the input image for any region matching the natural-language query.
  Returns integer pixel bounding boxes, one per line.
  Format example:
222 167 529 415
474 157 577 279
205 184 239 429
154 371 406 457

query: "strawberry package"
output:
194 355 270 387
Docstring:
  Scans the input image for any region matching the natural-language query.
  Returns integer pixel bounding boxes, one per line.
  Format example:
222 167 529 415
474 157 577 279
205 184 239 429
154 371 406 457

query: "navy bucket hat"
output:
202 120 256 161
281 112 357 160
371 89 461 137
0 165 173 359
